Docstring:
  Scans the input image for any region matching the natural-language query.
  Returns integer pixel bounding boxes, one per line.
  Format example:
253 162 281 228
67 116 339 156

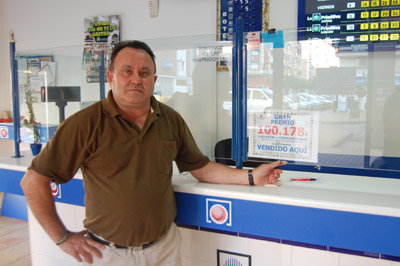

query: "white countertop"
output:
0 151 35 172
1 151 400 218
172 169 400 218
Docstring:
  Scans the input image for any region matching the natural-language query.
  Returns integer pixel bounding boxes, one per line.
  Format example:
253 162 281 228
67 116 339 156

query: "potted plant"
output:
22 80 42 155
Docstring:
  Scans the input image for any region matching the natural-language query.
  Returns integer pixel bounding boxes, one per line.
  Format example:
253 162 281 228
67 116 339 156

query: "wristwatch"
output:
248 169 255 186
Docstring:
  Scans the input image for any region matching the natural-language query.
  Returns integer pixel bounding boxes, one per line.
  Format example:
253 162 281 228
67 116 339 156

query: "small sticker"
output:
261 30 284 49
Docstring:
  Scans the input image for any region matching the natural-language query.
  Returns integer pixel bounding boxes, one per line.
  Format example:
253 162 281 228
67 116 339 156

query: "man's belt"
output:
87 231 155 250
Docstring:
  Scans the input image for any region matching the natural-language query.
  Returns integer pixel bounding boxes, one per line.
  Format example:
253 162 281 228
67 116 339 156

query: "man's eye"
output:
139 71 150 78
123 69 133 75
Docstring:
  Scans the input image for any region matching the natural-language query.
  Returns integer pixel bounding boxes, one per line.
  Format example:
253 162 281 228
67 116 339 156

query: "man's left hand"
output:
252 160 287 185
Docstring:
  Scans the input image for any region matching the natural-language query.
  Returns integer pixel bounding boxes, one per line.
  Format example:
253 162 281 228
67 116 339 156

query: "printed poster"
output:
18 56 55 93
83 15 120 83
248 110 319 163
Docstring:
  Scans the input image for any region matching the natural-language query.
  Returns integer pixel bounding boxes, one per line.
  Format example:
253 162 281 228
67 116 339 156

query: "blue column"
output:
232 18 247 169
99 50 105 100
10 37 21 158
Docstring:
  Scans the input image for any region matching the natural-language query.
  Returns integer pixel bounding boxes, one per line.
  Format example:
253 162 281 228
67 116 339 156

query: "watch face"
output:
210 204 228 224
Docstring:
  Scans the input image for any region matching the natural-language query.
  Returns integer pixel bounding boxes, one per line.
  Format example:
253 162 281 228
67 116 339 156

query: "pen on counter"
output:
290 178 317 182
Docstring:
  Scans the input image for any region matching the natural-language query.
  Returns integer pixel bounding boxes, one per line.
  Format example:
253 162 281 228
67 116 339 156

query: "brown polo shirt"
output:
28 91 209 246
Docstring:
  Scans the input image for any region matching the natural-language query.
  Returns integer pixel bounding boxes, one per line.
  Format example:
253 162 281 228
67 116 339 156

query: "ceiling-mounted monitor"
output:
298 0 400 51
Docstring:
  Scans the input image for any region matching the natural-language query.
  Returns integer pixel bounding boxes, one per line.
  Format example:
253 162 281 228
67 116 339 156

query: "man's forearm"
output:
190 161 248 185
190 160 285 185
20 170 67 243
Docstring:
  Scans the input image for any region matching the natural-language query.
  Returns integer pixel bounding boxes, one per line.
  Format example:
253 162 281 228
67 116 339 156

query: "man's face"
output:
107 47 157 111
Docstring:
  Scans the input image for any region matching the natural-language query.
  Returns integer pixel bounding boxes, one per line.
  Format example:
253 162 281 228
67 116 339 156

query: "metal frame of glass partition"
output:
231 19 400 179
9 41 106 158
9 31 400 179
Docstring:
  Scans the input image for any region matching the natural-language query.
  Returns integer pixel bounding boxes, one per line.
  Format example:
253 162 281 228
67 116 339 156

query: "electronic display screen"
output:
41 86 81 103
298 0 400 49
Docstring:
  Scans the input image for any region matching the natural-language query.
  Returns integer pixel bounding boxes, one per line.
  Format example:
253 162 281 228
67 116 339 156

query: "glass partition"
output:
12 31 400 176
243 28 400 175
16 45 107 144
148 35 233 159
15 35 233 160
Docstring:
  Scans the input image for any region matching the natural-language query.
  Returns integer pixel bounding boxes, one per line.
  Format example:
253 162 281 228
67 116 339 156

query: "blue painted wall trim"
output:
0 169 25 195
1 167 400 259
1 193 27 221
175 192 400 257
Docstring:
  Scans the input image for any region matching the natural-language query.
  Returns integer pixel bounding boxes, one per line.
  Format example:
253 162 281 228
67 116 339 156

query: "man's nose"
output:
129 71 141 83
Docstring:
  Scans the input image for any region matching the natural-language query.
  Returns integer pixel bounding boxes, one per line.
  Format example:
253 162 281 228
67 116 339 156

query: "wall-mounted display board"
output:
217 0 269 71
217 0 269 42
298 0 400 49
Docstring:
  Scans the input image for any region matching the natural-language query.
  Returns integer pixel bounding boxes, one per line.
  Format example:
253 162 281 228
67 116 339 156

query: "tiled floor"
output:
0 216 31 265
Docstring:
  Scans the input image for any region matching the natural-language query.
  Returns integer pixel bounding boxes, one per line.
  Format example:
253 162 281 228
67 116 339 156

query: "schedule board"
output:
298 0 400 45
217 0 269 41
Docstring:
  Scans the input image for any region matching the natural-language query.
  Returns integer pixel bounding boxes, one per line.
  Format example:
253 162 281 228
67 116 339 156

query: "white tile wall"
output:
29 203 82 266
291 246 340 266
339 253 391 266
179 228 193 258
248 237 281 266
28 207 54 258
281 244 292 266
208 232 249 265
55 202 77 231
75 206 86 231
31 253 53 266
189 229 209 261
27 207 400 266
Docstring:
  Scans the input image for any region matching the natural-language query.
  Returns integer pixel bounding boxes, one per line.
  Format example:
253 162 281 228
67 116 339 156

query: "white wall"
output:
0 0 298 154
1 0 218 51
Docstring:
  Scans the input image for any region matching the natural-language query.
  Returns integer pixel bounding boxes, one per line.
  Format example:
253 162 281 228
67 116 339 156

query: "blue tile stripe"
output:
200 226 238 236
328 246 379 259
381 254 400 262
175 192 400 258
282 239 327 251
239 232 281 243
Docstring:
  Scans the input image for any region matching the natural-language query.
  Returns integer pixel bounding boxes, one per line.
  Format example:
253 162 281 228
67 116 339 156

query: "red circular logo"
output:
1 129 7 138
50 182 58 197
210 204 228 224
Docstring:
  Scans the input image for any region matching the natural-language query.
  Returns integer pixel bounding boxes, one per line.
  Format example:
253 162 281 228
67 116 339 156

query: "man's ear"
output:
107 69 114 83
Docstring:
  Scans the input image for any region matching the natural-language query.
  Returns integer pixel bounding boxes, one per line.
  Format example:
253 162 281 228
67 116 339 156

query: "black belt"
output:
87 231 155 249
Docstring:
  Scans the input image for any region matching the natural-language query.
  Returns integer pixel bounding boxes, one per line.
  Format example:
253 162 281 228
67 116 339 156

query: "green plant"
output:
22 78 41 143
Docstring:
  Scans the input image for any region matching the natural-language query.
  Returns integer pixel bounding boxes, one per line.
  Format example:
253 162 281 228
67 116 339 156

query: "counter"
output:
1 152 400 266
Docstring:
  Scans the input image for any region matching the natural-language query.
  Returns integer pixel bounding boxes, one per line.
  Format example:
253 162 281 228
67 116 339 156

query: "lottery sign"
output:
248 111 319 163
299 0 400 46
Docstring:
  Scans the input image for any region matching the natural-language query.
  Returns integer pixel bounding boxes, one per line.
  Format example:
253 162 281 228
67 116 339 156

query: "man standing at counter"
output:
20 40 286 265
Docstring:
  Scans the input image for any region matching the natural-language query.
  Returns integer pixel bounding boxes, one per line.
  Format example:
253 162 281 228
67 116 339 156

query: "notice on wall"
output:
18 56 55 91
248 110 319 163
83 15 120 83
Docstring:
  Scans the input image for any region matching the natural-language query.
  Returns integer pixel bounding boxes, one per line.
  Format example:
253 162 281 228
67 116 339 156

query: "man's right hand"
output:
58 230 105 264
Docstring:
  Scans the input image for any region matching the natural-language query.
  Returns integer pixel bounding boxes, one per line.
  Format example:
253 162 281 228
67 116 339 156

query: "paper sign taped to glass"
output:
248 110 319 163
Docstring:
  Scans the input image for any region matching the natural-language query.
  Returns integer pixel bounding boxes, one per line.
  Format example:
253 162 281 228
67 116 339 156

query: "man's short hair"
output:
108 40 156 73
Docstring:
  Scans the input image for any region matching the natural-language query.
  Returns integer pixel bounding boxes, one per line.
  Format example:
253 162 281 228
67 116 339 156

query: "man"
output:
21 40 286 265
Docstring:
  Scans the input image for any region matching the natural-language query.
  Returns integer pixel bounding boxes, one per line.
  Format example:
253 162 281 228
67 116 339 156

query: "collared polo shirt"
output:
29 91 209 246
